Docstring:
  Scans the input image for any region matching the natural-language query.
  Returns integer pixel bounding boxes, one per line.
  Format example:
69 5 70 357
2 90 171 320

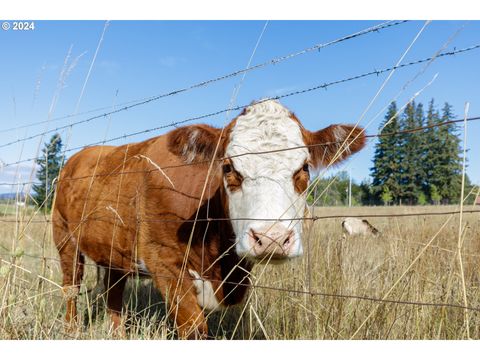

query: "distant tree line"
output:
310 100 476 206
368 99 472 205
307 171 365 206
31 102 475 210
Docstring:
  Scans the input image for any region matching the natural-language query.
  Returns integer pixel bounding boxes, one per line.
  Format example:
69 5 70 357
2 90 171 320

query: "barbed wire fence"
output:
0 20 407 137
1 114 479 188
2 248 480 314
2 43 480 169
0 20 479 339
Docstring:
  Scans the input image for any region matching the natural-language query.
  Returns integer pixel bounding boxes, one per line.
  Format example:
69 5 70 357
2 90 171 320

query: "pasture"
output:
1 204 479 339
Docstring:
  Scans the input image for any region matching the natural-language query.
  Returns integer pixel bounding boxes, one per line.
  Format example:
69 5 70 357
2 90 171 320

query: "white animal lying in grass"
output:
342 217 379 237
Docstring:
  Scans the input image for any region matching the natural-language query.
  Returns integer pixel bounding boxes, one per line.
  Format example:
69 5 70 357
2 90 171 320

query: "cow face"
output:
168 100 366 264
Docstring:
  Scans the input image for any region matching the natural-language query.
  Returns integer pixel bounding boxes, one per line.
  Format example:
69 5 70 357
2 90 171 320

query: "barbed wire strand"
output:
1 249 480 314
1 208 479 224
1 114 479 187
2 43 479 171
0 20 408 136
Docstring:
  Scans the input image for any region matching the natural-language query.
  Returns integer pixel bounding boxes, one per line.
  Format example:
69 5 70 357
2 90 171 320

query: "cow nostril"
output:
283 231 294 248
251 230 262 247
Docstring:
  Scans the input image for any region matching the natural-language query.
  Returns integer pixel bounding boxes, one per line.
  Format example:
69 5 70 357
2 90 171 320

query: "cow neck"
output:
216 179 253 305
177 172 253 306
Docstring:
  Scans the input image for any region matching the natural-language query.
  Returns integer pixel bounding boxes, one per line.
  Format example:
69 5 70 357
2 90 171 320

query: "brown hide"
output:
53 133 250 339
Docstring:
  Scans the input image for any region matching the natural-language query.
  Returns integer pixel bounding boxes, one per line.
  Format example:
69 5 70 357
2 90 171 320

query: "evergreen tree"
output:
380 186 393 205
398 101 423 204
429 184 441 205
360 180 374 206
32 133 64 210
436 103 463 203
370 102 402 203
414 102 428 197
417 192 428 205
367 99 472 206
423 99 443 201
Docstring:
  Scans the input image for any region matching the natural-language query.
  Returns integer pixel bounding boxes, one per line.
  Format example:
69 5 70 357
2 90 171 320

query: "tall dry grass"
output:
0 204 479 339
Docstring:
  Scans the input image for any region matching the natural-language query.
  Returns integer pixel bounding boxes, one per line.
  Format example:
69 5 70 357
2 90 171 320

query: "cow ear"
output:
167 124 224 164
305 124 366 169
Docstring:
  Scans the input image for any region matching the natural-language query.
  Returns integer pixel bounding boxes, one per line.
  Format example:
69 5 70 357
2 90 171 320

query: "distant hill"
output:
0 193 27 201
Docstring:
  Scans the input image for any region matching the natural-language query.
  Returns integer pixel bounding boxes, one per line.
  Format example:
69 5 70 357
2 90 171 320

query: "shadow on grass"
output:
82 268 265 340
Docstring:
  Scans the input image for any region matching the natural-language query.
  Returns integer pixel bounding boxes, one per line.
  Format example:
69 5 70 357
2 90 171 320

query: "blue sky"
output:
0 20 479 193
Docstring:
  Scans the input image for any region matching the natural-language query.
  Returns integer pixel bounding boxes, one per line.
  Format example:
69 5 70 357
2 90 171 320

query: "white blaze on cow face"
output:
224 100 309 262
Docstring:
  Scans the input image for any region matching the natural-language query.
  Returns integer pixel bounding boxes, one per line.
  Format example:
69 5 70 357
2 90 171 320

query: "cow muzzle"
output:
245 223 297 262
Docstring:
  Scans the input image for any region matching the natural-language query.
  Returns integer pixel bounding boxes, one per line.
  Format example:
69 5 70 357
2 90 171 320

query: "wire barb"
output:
0 20 407 136
1 114 479 187
2 42 479 170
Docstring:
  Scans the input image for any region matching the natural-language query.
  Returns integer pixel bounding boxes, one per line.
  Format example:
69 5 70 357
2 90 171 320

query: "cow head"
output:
168 100 366 263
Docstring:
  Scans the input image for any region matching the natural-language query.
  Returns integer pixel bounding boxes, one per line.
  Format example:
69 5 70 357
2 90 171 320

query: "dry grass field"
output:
0 204 479 340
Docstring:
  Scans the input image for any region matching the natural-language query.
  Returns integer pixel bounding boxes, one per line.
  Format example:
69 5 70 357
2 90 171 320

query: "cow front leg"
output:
103 268 127 332
149 267 208 339
171 290 208 340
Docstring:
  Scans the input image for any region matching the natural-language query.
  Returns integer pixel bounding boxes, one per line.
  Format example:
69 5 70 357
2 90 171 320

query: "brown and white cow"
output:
52 99 365 338
342 217 379 237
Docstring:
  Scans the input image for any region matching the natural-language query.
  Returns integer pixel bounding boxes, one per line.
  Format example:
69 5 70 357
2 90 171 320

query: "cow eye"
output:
223 164 232 174
302 163 309 173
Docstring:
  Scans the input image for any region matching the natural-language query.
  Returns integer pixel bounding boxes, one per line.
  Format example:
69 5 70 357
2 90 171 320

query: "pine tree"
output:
32 133 64 210
370 102 402 204
360 180 374 205
368 99 470 206
436 103 463 203
430 184 441 205
380 186 393 205
423 99 443 202
398 101 423 204
414 102 428 200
